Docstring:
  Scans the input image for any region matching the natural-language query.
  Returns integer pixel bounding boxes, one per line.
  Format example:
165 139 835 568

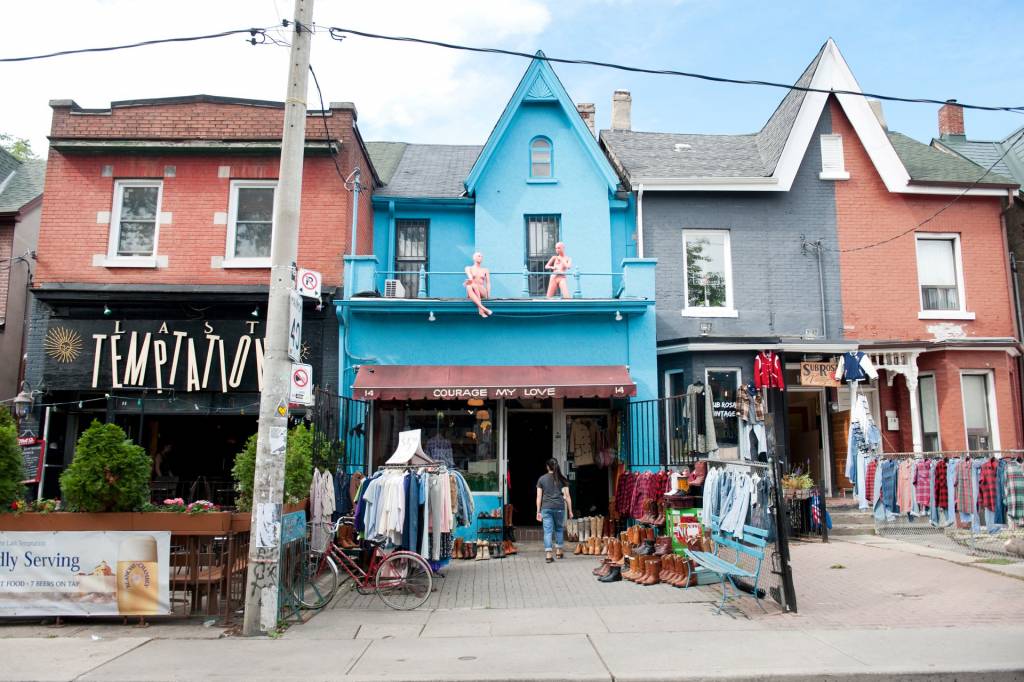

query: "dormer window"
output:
530 137 552 178
819 134 850 180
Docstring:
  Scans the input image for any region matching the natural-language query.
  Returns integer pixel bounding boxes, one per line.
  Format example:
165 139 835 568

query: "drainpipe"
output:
347 167 362 256
1001 195 1024 446
636 184 645 258
815 239 828 339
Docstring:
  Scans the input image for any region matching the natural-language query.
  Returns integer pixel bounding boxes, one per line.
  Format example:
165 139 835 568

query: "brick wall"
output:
36 99 375 289
645 109 843 341
831 99 1015 341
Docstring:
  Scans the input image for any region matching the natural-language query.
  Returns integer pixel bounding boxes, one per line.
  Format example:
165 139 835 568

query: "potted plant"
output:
0 410 26 513
230 424 313 531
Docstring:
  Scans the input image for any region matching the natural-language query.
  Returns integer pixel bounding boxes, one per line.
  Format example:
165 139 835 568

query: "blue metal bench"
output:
688 513 769 615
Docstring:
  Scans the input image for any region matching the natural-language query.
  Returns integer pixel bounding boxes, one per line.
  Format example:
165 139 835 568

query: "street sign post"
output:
289 363 313 405
297 268 321 299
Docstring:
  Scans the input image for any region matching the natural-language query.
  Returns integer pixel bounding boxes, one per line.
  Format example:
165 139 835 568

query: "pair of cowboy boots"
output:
335 525 358 549
659 554 699 588
592 540 624 576
502 540 517 555
623 555 662 586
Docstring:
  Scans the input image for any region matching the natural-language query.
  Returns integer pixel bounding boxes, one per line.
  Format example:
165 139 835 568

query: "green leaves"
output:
0 410 26 510
231 424 314 512
59 420 151 512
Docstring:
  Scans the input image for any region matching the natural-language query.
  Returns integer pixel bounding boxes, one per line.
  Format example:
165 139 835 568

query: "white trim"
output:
682 308 738 318
663 369 686 398
918 372 941 450
657 341 858 355
818 134 850 180
918 311 976 321
959 370 1001 451
106 179 163 261
704 366 742 460
636 184 645 258
682 229 734 315
630 40 1010 197
915 232 969 318
91 255 162 269
226 179 277 265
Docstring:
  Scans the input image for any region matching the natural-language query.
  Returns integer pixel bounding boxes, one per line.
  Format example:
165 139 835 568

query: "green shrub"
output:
232 424 314 512
60 420 151 512
0 410 26 510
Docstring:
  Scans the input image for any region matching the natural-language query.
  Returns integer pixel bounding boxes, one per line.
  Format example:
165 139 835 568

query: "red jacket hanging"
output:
754 351 785 390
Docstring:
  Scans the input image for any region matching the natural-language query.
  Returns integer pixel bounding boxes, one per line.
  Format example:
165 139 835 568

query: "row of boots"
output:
636 499 665 527
452 537 517 560
590 532 699 587
618 553 698 588
567 515 606 542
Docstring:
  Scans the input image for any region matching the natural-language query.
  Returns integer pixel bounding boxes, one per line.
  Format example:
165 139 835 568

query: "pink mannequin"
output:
464 252 493 317
544 242 572 299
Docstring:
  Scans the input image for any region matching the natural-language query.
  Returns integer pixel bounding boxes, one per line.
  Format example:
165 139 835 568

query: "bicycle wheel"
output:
374 552 433 610
294 551 340 610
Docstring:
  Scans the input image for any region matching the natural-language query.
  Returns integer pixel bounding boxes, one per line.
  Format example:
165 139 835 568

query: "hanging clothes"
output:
685 383 718 455
754 351 785 390
833 351 878 383
1003 460 1024 524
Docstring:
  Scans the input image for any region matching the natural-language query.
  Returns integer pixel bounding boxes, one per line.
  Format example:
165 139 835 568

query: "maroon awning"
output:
352 365 636 401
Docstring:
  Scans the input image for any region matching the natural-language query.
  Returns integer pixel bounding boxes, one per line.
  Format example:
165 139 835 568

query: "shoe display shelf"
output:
475 512 504 545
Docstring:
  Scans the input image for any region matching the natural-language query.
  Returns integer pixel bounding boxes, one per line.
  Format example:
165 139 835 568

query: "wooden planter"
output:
230 500 308 533
0 511 232 533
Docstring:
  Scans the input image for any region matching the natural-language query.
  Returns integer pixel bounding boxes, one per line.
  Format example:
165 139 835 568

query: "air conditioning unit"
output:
383 279 406 298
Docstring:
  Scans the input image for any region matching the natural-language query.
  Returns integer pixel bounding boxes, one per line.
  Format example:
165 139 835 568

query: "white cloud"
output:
1 0 552 154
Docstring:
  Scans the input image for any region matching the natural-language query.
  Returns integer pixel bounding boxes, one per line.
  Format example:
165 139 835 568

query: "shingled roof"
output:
0 150 45 214
889 131 1016 186
367 143 482 198
932 126 1024 188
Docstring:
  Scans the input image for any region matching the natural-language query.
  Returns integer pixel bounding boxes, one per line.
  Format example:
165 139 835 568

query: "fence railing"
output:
374 268 624 300
624 395 695 470
311 388 369 474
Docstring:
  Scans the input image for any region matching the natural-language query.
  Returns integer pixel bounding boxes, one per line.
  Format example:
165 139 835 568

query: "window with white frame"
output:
226 180 276 265
916 234 967 314
109 180 162 258
961 372 997 451
682 230 735 316
918 374 941 451
818 134 849 180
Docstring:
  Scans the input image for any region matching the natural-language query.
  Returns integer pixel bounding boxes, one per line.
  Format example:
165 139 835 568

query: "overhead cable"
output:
326 27 1024 114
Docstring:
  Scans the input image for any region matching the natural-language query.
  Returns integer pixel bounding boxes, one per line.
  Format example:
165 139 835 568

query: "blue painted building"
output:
337 54 656 530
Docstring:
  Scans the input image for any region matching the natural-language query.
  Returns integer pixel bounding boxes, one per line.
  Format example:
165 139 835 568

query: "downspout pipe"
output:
636 183 645 258
815 239 828 339
348 167 362 256
1000 194 1024 446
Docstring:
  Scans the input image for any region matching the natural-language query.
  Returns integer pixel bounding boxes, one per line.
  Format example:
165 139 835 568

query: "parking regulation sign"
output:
289 363 313 405
297 268 322 299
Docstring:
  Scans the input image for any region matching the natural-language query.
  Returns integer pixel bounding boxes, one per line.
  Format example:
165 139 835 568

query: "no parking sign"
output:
297 268 321 299
289 362 313 405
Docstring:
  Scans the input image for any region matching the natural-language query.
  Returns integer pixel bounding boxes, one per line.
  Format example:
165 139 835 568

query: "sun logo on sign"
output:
44 326 83 363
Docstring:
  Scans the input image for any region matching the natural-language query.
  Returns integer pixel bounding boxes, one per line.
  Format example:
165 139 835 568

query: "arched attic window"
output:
530 137 552 178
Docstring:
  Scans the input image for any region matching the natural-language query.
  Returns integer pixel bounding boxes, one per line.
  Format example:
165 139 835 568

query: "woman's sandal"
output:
555 550 564 560
545 552 554 563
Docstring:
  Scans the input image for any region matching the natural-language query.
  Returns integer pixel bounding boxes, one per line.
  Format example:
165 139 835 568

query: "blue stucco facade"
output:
338 56 657 533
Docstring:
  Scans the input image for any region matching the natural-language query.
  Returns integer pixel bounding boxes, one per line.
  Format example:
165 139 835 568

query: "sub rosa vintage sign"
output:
42 318 320 394
799 360 840 387
0 531 171 617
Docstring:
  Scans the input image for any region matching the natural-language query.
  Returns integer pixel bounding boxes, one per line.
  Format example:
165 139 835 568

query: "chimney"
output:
611 90 631 131
938 99 965 138
576 103 596 136
867 99 887 130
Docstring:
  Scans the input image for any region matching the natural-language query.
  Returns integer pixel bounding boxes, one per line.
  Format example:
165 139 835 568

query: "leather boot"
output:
598 565 622 583
622 556 637 581
492 541 504 559
574 542 583 555
630 556 648 582
653 501 665 526
453 537 463 558
641 557 662 586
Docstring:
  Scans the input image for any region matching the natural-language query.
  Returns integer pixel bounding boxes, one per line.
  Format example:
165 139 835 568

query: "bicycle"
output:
291 517 434 611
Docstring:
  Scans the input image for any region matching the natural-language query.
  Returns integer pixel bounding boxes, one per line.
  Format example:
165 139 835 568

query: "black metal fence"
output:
310 388 369 473
624 395 693 469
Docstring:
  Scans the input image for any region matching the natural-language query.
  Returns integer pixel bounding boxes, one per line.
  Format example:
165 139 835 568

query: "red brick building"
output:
25 95 378 499
830 97 1022 456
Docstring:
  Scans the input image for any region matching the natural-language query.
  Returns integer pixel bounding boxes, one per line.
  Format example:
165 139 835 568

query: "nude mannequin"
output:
464 252 493 317
544 242 572 299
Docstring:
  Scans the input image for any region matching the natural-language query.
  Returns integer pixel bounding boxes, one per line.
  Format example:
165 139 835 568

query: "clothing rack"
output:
703 457 773 471
878 450 1024 459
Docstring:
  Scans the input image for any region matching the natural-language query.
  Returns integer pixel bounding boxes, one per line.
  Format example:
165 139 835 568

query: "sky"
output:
4 0 1024 157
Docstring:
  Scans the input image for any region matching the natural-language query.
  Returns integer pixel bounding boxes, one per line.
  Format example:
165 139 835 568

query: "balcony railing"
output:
374 267 626 300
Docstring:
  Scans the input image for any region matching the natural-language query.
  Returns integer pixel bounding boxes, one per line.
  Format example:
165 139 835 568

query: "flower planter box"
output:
0 511 232 533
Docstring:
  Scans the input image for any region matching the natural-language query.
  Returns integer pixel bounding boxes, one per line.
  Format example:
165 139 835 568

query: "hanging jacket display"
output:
834 351 878 383
754 351 785 390
685 382 718 455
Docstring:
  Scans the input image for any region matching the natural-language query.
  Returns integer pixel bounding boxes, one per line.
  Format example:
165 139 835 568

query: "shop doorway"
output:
565 412 613 519
786 389 829 493
506 411 553 527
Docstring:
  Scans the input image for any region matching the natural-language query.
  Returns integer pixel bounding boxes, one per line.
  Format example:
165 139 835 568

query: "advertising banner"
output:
0 531 171 617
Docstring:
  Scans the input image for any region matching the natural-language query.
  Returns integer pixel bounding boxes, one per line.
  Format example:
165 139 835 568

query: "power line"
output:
327 27 1024 115
308 63 353 190
0 26 277 63
833 127 1024 254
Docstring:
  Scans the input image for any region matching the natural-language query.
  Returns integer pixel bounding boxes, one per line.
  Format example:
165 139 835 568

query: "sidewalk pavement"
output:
1 538 1023 681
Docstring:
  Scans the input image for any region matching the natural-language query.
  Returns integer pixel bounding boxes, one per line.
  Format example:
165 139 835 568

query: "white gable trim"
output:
631 40 1007 197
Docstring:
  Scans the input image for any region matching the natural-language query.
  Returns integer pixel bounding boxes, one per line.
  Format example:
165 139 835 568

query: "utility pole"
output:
242 0 315 636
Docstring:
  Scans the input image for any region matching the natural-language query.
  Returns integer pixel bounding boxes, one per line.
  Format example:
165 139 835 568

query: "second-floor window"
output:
682 229 735 316
526 214 560 295
227 180 276 265
395 219 428 297
530 137 552 178
916 233 965 313
110 180 162 258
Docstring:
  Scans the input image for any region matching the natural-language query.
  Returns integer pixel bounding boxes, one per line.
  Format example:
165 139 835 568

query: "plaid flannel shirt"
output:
865 459 878 504
914 460 932 508
935 460 948 509
1004 461 1024 522
978 459 999 512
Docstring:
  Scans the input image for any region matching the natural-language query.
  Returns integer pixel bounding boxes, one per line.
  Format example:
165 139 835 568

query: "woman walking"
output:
536 458 574 563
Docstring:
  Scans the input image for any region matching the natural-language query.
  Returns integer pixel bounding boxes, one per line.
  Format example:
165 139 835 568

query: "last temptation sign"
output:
40 318 302 394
